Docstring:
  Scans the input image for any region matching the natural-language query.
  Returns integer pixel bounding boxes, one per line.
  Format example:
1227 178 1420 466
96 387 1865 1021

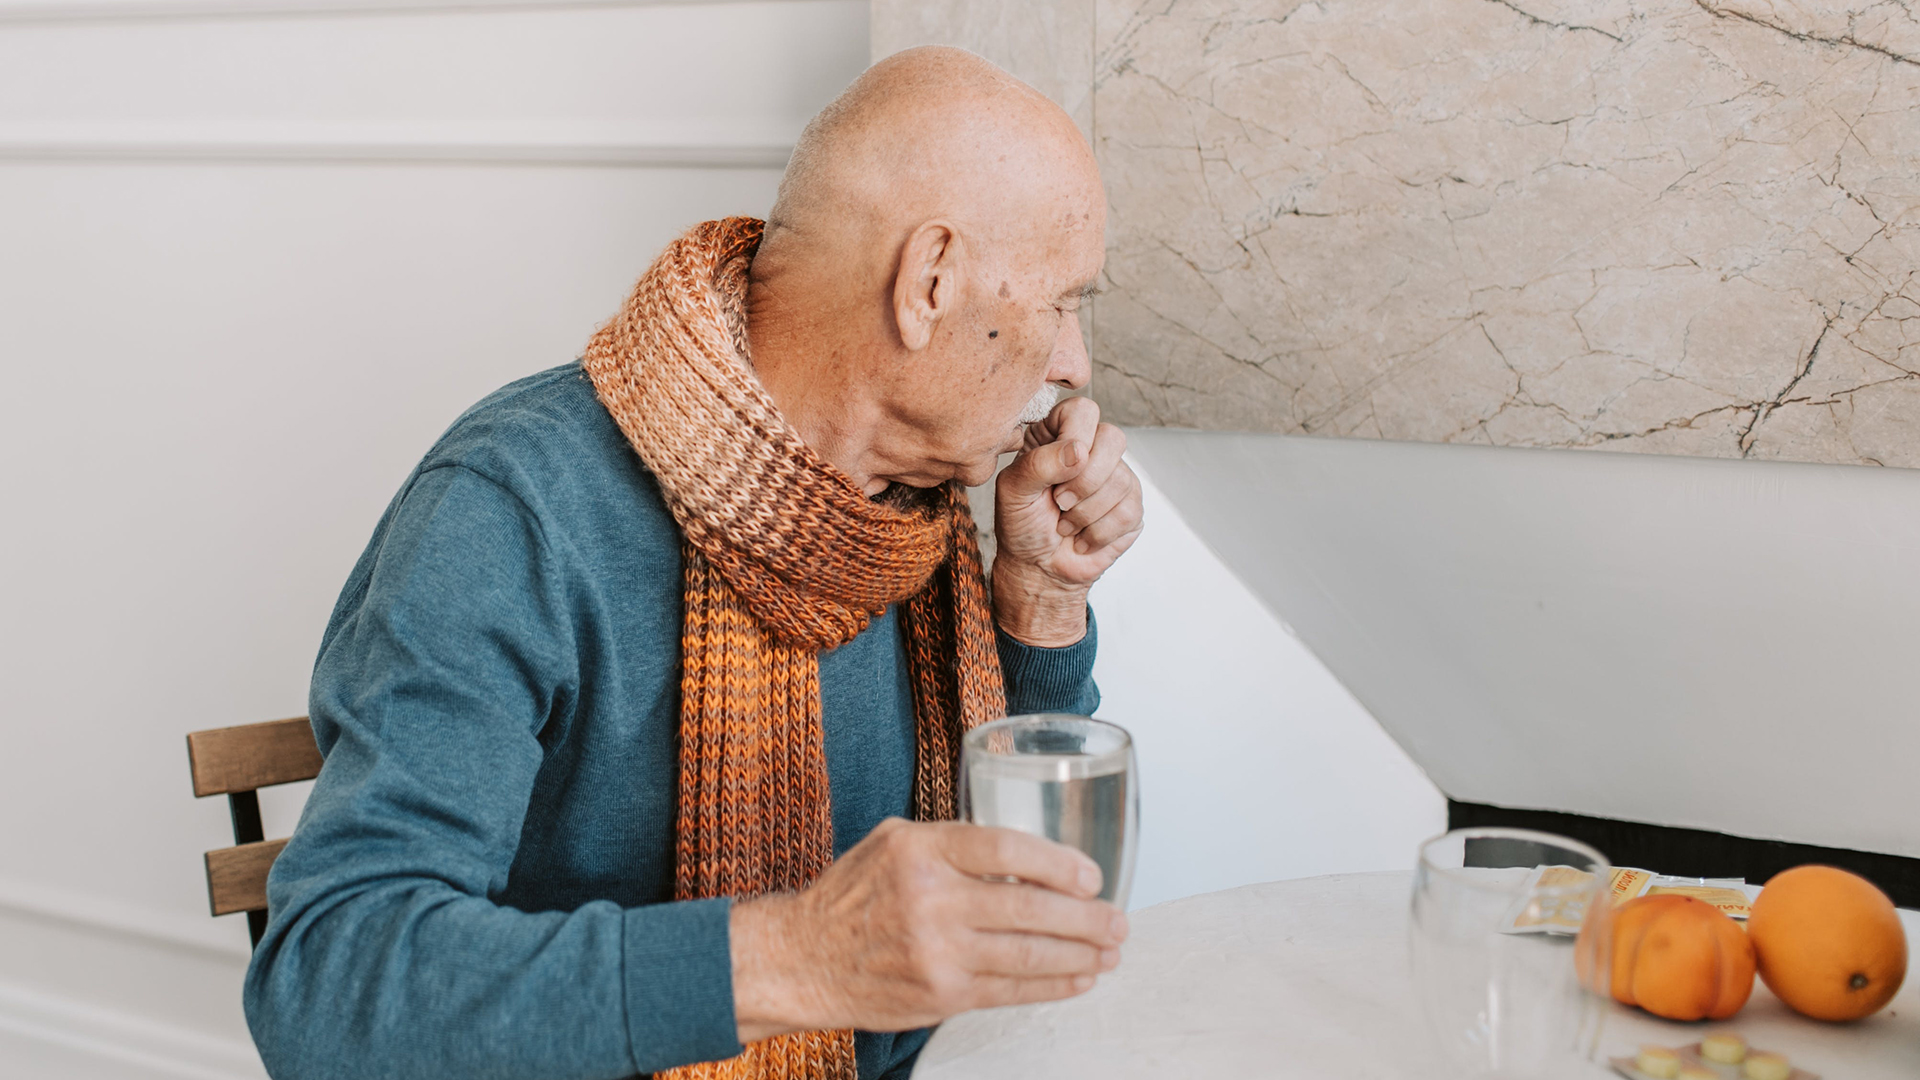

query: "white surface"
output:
1089 460 1445 910
0 2 857 151
1129 429 1920 858
0 1 865 1074
915 871 1920 1080
0 0 743 20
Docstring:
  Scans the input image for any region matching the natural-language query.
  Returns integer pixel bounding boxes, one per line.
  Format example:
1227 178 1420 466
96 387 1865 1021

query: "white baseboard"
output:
0 982 265 1080
0 881 263 1080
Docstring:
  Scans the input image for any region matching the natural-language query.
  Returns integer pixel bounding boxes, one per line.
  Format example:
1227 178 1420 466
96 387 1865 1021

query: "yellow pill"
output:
1635 1046 1682 1079
1701 1033 1748 1064
1744 1051 1791 1080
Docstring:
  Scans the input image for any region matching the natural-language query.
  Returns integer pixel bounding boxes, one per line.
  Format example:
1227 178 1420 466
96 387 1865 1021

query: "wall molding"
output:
0 979 265 1080
0 137 794 167
0 0 796 25
0 875 250 961
0 881 262 1079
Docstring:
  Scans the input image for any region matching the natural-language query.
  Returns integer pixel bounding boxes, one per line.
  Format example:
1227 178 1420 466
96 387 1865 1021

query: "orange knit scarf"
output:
582 217 1007 1080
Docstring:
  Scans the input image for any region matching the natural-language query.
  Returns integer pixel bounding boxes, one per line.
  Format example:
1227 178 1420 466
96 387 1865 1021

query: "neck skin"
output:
746 254 902 497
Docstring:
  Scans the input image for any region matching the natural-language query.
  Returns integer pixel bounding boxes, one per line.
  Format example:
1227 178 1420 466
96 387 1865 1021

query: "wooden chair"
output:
186 716 324 947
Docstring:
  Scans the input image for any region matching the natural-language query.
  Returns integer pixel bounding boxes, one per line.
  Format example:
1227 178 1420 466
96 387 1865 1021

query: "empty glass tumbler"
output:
1410 827 1614 1079
961 714 1139 908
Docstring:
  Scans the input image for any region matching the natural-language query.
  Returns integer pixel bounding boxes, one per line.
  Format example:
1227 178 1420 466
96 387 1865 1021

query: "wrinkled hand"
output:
992 396 1144 646
728 818 1128 1040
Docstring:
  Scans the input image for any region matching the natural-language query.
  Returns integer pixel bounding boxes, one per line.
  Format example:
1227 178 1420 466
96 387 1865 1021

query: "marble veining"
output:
874 0 1920 467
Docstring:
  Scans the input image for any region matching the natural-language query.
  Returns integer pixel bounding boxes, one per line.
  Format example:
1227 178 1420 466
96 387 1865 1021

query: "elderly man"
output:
245 46 1143 1080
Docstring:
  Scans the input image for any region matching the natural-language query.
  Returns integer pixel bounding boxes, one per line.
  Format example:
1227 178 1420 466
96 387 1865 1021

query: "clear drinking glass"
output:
1410 827 1614 1079
961 714 1139 908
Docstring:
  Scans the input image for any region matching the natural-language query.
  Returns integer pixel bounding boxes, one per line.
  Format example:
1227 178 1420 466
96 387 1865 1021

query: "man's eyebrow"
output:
1061 281 1105 302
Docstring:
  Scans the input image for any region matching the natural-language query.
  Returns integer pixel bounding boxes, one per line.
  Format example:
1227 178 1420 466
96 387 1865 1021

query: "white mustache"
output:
1017 384 1061 425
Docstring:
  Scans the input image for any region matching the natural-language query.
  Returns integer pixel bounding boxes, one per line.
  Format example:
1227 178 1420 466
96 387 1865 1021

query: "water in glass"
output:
962 714 1138 907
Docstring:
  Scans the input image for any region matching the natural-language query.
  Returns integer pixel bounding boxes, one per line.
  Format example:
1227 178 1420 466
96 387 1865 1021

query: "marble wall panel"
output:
875 0 1920 467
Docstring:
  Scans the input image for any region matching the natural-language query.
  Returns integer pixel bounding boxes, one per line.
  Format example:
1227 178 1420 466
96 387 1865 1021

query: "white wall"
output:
1127 428 1920 860
0 3 866 1075
0 5 1443 1075
1089 463 1444 911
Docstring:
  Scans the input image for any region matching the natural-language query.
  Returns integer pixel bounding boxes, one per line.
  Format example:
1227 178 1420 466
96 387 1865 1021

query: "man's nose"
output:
1048 313 1093 391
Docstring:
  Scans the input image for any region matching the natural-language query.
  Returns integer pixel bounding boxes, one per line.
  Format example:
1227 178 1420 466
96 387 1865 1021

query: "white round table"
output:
913 871 1920 1078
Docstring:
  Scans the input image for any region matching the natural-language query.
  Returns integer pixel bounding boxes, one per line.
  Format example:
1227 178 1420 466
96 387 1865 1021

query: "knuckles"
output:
980 826 1024 871
868 816 912 842
1008 932 1049 973
899 921 973 1011
920 958 972 1011
879 825 954 922
863 823 981 1014
1001 885 1045 928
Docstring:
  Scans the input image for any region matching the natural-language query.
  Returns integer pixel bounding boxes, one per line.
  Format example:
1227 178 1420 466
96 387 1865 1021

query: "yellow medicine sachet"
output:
1647 883 1757 920
1501 866 1656 935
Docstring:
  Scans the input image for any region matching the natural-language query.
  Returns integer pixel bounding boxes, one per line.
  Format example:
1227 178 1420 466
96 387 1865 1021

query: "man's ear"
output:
892 220 964 352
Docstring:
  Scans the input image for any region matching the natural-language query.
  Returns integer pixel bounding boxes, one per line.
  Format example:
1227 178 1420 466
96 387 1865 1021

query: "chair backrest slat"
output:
205 838 288 917
187 716 322 798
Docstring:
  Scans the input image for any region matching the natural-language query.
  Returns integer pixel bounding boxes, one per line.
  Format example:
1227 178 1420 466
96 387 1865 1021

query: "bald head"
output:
767 46 1098 258
745 47 1106 493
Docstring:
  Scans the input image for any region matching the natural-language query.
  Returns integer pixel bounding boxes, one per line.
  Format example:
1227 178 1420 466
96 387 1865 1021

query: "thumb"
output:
998 436 1087 503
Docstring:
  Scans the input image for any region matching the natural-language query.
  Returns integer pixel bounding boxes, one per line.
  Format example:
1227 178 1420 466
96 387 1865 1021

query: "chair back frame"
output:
186 716 323 947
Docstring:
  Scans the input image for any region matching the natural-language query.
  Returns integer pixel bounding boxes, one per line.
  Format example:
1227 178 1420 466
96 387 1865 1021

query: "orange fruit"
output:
1747 865 1907 1021
1610 893 1756 1020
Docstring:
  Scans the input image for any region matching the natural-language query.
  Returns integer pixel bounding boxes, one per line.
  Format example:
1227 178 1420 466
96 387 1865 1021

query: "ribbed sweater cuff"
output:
622 896 742 1072
996 606 1101 716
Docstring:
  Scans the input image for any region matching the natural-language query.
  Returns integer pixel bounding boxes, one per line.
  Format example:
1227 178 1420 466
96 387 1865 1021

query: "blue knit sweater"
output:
243 363 1099 1080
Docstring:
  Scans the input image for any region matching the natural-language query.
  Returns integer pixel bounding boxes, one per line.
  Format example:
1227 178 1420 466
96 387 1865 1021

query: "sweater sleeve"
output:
244 464 742 1080
995 606 1101 717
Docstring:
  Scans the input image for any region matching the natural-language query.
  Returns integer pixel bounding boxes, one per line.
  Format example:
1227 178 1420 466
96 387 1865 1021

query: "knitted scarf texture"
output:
582 216 1007 1080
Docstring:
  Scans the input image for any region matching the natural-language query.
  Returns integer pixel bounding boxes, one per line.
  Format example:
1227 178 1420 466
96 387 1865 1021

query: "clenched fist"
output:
991 396 1145 646
728 818 1128 1040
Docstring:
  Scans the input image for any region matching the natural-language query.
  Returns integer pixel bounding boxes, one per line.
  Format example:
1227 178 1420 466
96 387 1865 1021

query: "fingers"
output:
1051 423 1127 517
996 432 1086 502
966 930 1120 978
965 876 1129 947
1090 520 1145 562
940 824 1103 899
1035 394 1101 454
1055 455 1136 538
1070 491 1145 554
766 818 1124 1035
997 396 1100 501
969 973 1098 1009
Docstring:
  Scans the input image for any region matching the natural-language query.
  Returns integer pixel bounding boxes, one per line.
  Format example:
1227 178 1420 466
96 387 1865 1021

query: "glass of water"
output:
1410 828 1613 1079
961 714 1138 908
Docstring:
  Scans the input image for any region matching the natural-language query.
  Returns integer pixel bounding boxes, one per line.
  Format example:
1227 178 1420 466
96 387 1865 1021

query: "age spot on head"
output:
988 330 999 339
998 281 1011 299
